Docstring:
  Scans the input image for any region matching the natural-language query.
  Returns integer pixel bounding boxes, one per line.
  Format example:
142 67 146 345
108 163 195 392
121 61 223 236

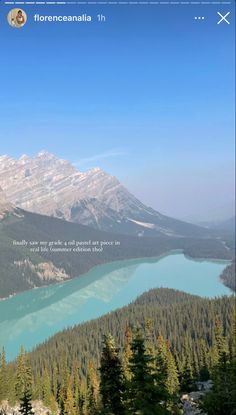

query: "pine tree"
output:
71 360 80 412
78 380 87 415
155 336 179 413
199 340 210 381
122 326 132 382
42 370 52 406
0 348 8 401
57 359 70 415
41 369 57 413
228 313 236 412
201 319 234 415
173 347 182 382
128 329 169 415
181 352 195 392
4 364 17 405
165 349 179 396
52 362 59 401
155 336 169 393
208 344 219 377
64 378 76 415
86 361 99 415
32 376 43 401
192 349 200 383
19 390 34 415
145 319 155 357
180 339 195 392
99 334 125 415
15 348 33 400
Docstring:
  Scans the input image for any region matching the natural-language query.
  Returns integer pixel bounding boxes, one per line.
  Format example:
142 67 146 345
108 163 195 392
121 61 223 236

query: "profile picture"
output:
7 8 27 28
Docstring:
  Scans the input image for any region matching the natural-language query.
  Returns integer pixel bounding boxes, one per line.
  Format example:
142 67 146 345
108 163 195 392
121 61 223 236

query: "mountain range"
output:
0 152 234 299
199 216 235 232
0 151 214 238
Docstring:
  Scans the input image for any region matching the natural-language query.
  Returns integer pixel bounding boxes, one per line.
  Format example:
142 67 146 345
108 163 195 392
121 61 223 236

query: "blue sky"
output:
0 3 235 220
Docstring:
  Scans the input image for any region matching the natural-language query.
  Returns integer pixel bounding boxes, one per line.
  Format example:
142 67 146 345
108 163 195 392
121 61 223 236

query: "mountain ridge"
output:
0 151 213 238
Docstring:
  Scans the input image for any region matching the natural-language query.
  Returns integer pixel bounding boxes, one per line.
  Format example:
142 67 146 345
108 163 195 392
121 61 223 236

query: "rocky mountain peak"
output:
0 151 211 238
36 150 57 159
19 154 29 160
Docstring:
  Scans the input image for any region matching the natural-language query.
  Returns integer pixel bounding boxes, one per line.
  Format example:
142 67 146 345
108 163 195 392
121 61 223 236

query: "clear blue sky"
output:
0 3 235 220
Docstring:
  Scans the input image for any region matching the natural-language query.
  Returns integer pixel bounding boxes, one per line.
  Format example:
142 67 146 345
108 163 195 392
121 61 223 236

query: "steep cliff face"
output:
0 151 210 238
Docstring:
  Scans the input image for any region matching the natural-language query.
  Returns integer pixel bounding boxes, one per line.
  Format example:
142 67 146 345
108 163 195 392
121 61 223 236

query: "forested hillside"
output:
220 260 236 292
28 288 234 380
0 288 235 414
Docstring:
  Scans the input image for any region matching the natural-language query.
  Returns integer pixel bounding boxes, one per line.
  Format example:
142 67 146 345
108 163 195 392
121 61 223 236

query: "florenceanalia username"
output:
34 14 92 22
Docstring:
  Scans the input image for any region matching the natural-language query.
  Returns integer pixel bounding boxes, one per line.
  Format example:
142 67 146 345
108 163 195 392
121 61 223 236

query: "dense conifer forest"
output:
220 260 236 292
0 288 235 414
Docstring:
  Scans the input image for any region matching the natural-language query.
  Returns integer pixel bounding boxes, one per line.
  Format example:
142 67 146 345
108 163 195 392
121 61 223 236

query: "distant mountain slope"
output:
0 186 14 219
220 260 235 292
0 207 232 299
214 216 235 232
0 151 212 238
198 216 235 232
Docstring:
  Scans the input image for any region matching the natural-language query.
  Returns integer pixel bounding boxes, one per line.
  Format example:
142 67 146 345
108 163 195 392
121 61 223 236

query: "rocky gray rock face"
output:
0 151 209 238
181 393 205 415
181 381 212 415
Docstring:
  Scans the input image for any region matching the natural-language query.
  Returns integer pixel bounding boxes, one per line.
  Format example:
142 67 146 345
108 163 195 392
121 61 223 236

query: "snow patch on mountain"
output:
127 218 156 229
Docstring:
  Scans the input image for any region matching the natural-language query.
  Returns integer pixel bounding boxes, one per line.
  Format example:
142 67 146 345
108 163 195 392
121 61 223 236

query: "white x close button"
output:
217 12 230 25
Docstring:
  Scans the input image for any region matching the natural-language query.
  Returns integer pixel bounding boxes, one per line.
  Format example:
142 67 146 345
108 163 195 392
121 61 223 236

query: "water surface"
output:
0 253 229 361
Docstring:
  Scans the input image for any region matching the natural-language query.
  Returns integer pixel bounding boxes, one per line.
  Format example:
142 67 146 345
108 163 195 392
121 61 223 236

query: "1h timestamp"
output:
97 14 106 22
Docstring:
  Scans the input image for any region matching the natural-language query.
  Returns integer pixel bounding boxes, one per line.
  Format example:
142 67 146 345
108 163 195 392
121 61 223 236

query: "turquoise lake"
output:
0 253 230 361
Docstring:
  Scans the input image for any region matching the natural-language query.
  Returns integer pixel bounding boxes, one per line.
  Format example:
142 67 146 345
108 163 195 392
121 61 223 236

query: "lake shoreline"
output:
0 252 230 361
0 249 231 302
